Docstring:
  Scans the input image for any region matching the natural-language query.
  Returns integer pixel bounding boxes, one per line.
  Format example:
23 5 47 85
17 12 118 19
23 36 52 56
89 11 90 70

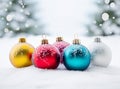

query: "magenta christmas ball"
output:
53 37 70 63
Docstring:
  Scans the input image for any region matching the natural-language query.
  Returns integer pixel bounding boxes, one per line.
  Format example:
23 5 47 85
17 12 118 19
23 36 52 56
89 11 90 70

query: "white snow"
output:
0 36 120 89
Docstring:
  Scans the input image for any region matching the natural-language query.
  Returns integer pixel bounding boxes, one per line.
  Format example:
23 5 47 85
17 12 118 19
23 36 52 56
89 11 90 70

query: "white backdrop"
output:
37 0 95 36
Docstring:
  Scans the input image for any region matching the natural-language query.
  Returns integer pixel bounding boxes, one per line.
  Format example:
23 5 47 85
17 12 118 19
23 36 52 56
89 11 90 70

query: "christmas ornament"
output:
53 37 70 63
89 37 112 67
9 38 34 68
63 38 91 70
32 38 60 69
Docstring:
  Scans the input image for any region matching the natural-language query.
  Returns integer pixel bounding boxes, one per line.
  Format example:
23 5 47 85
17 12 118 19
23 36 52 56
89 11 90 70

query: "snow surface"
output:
0 36 120 89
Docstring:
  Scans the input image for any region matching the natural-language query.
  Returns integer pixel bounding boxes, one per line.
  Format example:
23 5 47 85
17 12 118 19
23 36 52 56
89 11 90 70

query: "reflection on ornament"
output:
9 38 34 68
89 37 112 67
33 38 60 69
53 37 70 63
63 38 91 71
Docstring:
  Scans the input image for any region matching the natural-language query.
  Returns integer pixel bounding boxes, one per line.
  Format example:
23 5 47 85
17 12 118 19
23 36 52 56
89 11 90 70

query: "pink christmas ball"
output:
53 37 70 63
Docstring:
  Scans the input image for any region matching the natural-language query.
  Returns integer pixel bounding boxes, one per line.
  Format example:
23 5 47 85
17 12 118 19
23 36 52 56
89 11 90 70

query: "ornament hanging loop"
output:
41 34 48 44
56 37 63 42
73 34 80 44
19 38 26 43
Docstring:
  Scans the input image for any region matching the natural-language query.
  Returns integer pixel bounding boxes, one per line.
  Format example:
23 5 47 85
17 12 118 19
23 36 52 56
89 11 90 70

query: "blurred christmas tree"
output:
0 0 44 37
86 0 120 36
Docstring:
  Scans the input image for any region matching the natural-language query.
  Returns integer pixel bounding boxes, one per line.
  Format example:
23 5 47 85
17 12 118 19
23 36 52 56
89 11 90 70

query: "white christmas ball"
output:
89 38 112 67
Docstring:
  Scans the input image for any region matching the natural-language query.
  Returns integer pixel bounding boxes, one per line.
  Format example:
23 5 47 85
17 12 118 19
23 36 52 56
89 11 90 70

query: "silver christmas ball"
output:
89 38 112 67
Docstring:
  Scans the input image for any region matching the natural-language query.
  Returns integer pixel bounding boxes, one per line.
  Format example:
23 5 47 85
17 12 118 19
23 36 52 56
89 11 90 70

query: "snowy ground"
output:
0 36 120 89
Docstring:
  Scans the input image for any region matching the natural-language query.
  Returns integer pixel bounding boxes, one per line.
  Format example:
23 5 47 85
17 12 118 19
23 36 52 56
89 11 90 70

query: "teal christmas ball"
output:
63 39 91 71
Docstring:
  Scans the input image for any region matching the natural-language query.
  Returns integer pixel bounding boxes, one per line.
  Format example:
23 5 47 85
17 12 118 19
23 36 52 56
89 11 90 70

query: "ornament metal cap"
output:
94 37 101 42
56 37 63 42
41 39 48 44
19 38 26 43
73 39 80 44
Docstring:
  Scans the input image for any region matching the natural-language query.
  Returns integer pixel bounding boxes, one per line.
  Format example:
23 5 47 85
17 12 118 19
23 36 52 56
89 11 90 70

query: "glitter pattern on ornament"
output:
89 37 112 67
33 38 60 69
9 38 35 68
63 38 91 71
53 37 70 63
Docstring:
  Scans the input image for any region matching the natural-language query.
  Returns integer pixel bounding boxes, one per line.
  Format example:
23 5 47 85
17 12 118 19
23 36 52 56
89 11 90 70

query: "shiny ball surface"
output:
53 41 69 63
9 43 34 68
63 44 91 70
33 44 60 69
89 42 112 67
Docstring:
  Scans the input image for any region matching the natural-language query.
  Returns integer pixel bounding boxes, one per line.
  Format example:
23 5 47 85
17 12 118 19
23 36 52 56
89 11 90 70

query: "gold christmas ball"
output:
9 38 34 68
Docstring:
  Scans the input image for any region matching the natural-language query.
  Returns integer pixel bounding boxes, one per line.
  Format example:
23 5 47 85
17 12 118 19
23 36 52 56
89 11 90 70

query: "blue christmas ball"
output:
63 39 91 71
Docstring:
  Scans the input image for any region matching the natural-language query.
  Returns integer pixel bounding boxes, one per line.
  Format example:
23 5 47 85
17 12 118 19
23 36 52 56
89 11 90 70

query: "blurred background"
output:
0 0 120 38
